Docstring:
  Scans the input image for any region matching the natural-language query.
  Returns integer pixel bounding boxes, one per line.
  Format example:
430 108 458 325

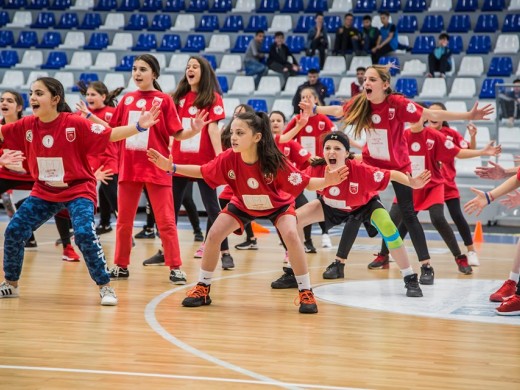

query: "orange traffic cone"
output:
473 220 484 243
251 221 270 234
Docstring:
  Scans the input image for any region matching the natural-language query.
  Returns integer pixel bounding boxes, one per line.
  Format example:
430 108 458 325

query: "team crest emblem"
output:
445 139 454 149
460 140 468 149
152 97 163 107
426 139 435 150
247 178 259 189
406 103 417 113
42 135 54 148
288 172 303 186
228 170 236 179
65 127 76 142
179 98 185 108
374 171 384 182
91 123 105 134
349 182 359 194
104 112 113 122
213 105 224 115
188 106 198 115
371 114 381 124
136 99 146 109
124 96 134 105
26 130 33 142
283 147 290 156
388 108 396 120
329 186 340 196
299 148 308 156
305 125 313 133
411 142 421 152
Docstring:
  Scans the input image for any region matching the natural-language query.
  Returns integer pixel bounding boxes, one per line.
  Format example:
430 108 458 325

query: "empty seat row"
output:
412 34 519 55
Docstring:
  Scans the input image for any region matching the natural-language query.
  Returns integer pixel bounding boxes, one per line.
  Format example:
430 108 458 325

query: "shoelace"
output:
187 284 209 298
294 290 316 306
100 286 114 296
171 270 184 278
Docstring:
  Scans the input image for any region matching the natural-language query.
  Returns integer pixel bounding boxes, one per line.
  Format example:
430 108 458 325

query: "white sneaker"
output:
321 233 332 248
467 251 480 266
0 281 19 298
100 286 118 306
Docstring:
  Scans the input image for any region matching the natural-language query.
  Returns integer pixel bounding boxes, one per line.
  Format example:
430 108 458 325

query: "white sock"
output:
400 266 414 277
198 269 214 285
295 273 311 291
509 272 520 283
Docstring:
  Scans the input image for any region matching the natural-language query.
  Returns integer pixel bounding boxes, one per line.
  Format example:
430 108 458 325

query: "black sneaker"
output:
419 264 434 285
297 289 318 314
234 238 258 250
194 231 204 242
271 267 298 289
134 226 155 239
95 224 112 235
322 260 345 279
109 266 129 279
304 239 317 254
24 239 37 249
404 273 423 297
182 283 211 307
142 249 165 266
221 253 235 270
455 254 473 275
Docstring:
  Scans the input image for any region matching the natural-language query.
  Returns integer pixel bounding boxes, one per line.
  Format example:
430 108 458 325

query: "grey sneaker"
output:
419 264 434 285
322 260 345 279
221 253 235 270
109 266 129 279
404 273 423 297
170 269 187 285
142 249 165 266
0 281 19 298
100 286 118 306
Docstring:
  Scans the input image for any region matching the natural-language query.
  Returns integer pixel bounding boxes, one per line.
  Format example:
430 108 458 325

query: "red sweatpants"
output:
115 181 182 268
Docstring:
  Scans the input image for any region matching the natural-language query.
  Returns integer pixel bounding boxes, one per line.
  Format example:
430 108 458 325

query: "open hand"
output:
0 149 25 167
147 148 172 172
463 188 488 216
481 141 502 157
190 109 211 133
474 160 506 180
500 189 520 208
408 170 431 189
324 165 349 186
94 165 114 185
138 105 161 129
468 102 494 121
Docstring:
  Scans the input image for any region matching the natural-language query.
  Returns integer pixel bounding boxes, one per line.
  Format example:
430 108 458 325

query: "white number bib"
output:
37 157 68 187
409 155 425 178
179 117 201 153
242 194 274 211
366 129 390 161
323 196 347 210
300 136 316 157
125 111 150 151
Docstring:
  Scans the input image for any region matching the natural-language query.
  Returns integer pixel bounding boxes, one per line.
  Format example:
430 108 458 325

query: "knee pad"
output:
371 208 403 250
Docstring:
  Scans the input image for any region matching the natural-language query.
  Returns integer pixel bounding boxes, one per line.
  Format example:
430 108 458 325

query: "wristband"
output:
312 104 318 114
135 121 148 132
485 192 492 205
167 163 177 176
86 112 92 119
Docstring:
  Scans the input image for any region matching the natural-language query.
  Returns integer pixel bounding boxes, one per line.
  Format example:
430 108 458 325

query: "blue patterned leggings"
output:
3 196 110 285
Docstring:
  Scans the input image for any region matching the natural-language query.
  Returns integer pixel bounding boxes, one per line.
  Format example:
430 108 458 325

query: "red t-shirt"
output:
109 90 182 186
201 149 310 217
404 127 460 211
274 134 311 170
86 105 121 174
171 91 225 166
348 94 424 172
439 126 469 200
0 122 34 183
305 159 390 212
1 113 111 203
283 113 336 158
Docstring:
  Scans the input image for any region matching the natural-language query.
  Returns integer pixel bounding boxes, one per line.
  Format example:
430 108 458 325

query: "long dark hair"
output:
311 131 355 166
221 104 254 149
171 56 222 109
429 102 450 128
234 111 288 177
35 77 72 113
134 54 162 92
76 80 124 107
1 90 24 124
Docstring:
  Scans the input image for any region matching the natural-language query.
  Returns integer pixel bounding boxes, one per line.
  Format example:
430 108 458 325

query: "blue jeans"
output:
3 196 110 285
245 60 267 86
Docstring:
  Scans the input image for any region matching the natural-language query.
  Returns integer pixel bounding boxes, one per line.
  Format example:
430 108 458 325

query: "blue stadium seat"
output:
149 14 172 31
203 54 217 69
487 57 513 77
474 14 498 33
286 35 306 53
0 11 10 27
395 78 418 98
217 75 228 93
467 35 492 54
479 78 504 99
180 34 206 52
84 32 109 50
114 55 135 71
447 14 470 33
353 0 377 12
379 0 401 12
324 15 342 33
210 0 232 12
261 35 274 53
157 34 181 51
353 16 363 30
41 51 67 69
397 15 417 32
299 56 321 73
164 0 185 11
0 50 19 68
13 31 38 48
420 15 444 33
37 31 62 48
132 33 157 51
231 35 253 53
93 0 116 10
378 56 400 75
247 99 268 113
196 15 219 32
448 35 463 54
125 14 149 30
72 73 99 91
306 0 328 12
320 77 335 96
482 0 504 11
31 12 56 28
117 0 140 11
4 0 27 8
20 93 29 110
140 0 162 11
454 0 477 12
257 0 280 12
49 0 71 9
411 35 435 54
0 31 14 48
403 0 426 12
281 0 303 13
244 15 268 32
221 15 244 32
56 12 79 29
294 15 316 33
27 0 49 9
79 13 102 29
502 15 520 33
187 0 209 12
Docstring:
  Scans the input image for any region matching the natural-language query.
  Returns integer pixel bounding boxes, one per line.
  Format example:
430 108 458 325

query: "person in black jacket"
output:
291 69 328 115
333 13 362 56
267 31 300 88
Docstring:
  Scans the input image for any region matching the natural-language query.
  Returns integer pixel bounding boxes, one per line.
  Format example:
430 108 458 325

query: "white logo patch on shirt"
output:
288 172 303 186
152 97 163 107
213 105 224 115
26 130 33 142
136 99 146 109
329 186 340 196
305 125 313 134
42 135 54 148
371 114 381 124
124 96 134 105
188 106 198 115
228 170 236 179
247 178 259 189
411 142 421 152
91 123 106 134
65 127 76 142
460 140 468 149
373 171 385 183
349 182 359 194
406 103 417 113
299 148 309 156
445 139 455 149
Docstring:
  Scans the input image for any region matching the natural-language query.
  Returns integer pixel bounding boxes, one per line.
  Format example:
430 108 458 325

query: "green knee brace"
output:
370 208 403 250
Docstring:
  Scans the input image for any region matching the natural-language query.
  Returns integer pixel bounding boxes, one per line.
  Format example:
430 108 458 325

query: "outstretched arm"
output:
421 101 494 123
390 170 431 189
0 150 25 167
299 100 345 118
456 141 501 159
464 175 520 216
306 165 349 191
474 159 519 180
278 111 309 143
110 105 160 142
146 148 203 178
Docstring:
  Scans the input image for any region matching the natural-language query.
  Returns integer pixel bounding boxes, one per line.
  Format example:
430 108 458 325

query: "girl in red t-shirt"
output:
0 77 160 305
147 111 348 314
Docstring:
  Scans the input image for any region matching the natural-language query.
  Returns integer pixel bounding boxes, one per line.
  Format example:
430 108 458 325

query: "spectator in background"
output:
371 11 398 64
333 13 362 56
361 15 380 56
498 79 520 127
306 12 328 69
267 32 300 89
427 33 452 78
245 30 268 87
292 68 328 115
351 67 365 97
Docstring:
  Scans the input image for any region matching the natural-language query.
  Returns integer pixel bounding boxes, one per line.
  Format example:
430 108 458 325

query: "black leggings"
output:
98 174 118 226
445 198 473 247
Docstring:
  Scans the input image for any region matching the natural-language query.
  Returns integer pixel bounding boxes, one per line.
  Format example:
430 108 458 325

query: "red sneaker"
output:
368 253 390 269
62 244 80 262
495 295 520 316
489 279 517 302
455 254 472 275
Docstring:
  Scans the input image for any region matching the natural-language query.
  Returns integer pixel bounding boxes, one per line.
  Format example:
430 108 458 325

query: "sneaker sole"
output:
235 246 258 250
101 299 118 306
62 257 80 262
406 291 424 297
490 294 514 302
495 309 520 316
182 298 211 307
170 280 187 285
142 262 165 266
299 305 318 314
368 264 390 270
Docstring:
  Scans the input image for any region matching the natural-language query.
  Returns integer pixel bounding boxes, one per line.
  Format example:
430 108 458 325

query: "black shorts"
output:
222 202 296 235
